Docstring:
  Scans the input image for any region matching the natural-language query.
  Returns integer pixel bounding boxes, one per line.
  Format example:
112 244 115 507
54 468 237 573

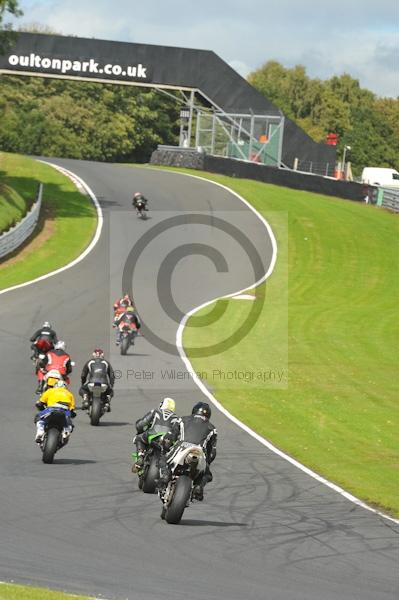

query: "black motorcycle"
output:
119 323 137 355
85 381 109 426
133 197 149 219
37 407 73 464
159 441 207 524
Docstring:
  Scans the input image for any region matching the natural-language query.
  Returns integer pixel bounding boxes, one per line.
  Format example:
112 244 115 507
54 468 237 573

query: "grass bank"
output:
0 152 97 290
0 582 91 600
0 181 29 234
178 168 399 516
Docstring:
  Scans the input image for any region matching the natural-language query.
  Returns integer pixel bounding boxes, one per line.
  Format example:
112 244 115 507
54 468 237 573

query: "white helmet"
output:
54 380 67 389
160 397 176 412
43 321 51 328
54 340 66 351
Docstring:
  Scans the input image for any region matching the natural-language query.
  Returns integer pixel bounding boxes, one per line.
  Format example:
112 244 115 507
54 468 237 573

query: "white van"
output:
361 167 399 188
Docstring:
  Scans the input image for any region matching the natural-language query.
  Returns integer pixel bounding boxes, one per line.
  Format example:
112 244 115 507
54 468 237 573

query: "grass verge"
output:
0 152 97 290
0 181 29 234
0 582 91 600
177 168 399 517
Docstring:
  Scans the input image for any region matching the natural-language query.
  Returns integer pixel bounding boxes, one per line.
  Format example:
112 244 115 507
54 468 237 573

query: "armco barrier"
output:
377 188 399 212
0 184 42 259
150 149 367 202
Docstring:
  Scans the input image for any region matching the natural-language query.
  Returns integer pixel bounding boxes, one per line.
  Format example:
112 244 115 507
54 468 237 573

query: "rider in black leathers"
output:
79 349 115 411
30 321 58 359
132 192 148 213
133 398 181 472
161 402 217 501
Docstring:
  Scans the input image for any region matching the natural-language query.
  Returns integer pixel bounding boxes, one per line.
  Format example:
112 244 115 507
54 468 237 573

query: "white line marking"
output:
231 294 256 300
0 161 103 296
170 169 399 526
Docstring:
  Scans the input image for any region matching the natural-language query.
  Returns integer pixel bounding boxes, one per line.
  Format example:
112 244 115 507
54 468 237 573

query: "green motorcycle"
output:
133 431 165 494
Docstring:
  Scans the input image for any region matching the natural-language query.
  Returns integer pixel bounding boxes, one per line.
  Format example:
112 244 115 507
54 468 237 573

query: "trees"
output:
248 61 399 174
0 0 22 54
0 75 179 162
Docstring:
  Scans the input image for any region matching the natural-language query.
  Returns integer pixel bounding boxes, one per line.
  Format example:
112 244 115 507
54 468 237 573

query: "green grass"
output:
0 152 97 289
179 168 399 517
0 583 91 600
0 182 29 234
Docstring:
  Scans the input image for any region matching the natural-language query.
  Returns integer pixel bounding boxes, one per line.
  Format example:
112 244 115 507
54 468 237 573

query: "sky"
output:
7 0 399 98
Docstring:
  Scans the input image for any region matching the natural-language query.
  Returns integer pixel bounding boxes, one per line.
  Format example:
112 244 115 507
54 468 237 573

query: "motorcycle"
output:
36 406 73 464
135 199 148 220
134 431 165 494
36 365 73 395
85 380 110 426
31 338 53 361
119 321 137 355
159 441 206 524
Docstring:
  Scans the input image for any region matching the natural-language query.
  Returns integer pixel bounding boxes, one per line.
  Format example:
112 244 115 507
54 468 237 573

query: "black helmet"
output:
192 402 211 420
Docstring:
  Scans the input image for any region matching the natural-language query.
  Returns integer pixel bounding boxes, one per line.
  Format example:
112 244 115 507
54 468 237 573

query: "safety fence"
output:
0 183 43 259
376 187 399 212
150 148 367 202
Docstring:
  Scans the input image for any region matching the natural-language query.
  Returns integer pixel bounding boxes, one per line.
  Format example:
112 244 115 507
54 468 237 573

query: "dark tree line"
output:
0 75 180 162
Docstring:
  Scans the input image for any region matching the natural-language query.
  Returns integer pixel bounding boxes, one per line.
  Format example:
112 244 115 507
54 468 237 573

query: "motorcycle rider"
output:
114 305 141 345
34 380 76 443
30 321 58 359
132 192 148 213
80 348 115 411
113 294 133 314
160 402 217 501
37 340 73 394
132 397 181 473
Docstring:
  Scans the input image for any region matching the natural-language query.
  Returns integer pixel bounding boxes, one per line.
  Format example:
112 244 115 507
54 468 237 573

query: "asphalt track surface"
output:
1 159 399 600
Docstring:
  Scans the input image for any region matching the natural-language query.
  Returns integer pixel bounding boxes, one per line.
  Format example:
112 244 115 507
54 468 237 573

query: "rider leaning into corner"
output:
132 192 149 212
132 397 181 472
30 321 58 359
160 401 217 501
34 380 76 443
80 348 115 411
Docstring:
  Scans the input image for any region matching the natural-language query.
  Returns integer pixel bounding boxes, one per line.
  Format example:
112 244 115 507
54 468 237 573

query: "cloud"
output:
13 0 399 97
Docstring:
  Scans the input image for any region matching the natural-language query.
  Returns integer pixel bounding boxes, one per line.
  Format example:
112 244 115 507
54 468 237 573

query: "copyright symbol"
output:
119 213 267 357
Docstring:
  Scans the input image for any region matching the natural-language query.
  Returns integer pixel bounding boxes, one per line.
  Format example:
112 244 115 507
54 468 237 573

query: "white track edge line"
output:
170 169 399 526
0 161 103 295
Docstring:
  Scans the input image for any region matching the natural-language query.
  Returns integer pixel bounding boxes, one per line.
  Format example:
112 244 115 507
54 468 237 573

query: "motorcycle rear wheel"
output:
90 397 102 426
165 475 192 524
42 428 59 464
142 454 159 494
120 336 129 355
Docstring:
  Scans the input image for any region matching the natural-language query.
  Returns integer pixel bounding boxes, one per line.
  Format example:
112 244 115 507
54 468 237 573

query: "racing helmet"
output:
43 321 51 328
54 380 67 389
160 397 176 412
133 192 142 199
126 306 135 313
93 348 104 358
54 340 66 351
192 402 211 420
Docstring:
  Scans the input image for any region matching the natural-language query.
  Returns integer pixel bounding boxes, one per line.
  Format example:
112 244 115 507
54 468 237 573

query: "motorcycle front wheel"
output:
42 428 60 464
165 475 192 524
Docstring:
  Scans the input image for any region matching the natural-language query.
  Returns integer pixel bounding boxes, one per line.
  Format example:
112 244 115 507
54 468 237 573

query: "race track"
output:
0 159 398 600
